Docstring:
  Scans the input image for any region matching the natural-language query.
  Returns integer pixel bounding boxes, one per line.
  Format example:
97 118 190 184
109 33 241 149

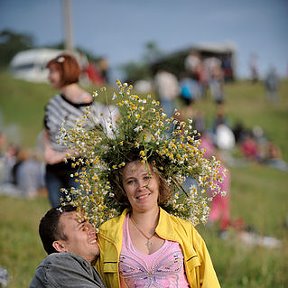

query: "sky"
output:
1 0 288 79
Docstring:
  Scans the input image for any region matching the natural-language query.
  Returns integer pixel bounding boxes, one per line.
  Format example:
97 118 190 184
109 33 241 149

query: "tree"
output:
120 61 151 83
0 29 34 68
142 41 163 64
120 41 164 82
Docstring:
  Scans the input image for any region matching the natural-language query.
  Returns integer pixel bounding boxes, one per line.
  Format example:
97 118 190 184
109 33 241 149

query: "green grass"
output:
0 73 51 148
0 72 288 287
0 196 50 287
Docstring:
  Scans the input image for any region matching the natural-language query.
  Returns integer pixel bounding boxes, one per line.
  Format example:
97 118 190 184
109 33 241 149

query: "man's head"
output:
39 205 99 263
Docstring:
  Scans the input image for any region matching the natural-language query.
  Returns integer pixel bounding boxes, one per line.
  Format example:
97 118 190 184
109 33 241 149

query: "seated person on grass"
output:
30 205 105 288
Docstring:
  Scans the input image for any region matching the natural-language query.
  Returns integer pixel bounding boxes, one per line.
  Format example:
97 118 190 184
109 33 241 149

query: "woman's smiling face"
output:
122 161 160 213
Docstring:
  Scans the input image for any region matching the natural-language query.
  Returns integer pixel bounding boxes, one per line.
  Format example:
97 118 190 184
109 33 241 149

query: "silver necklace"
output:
130 217 156 251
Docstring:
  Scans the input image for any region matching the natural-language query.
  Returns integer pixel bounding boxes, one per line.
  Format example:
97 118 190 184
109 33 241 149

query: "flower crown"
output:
60 80 224 228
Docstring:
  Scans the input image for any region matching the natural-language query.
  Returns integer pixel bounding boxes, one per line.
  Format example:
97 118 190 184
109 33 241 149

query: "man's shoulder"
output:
42 252 85 265
30 253 105 288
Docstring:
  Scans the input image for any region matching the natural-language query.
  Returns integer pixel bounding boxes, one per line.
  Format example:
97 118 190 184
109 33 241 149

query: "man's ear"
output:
52 240 67 252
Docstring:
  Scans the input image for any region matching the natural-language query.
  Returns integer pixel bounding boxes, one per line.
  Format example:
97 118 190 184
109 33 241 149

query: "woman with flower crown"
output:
62 81 223 287
96 155 221 288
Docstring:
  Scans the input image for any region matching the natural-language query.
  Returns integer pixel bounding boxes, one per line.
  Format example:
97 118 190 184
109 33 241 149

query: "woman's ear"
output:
52 240 66 252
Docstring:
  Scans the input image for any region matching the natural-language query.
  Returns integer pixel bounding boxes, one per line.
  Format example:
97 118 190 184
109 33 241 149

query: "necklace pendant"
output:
146 239 152 250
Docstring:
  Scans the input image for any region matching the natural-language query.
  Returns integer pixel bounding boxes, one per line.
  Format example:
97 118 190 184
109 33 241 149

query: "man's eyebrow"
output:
76 219 86 226
124 176 135 180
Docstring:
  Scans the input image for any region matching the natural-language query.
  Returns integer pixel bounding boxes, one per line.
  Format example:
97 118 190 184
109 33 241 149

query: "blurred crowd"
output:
154 50 227 112
152 50 286 170
152 51 286 239
0 131 45 198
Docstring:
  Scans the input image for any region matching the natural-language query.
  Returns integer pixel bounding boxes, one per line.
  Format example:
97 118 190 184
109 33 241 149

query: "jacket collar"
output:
99 209 128 244
155 207 177 240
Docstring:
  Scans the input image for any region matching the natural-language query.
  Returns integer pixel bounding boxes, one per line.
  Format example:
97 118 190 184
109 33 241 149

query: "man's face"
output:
58 211 99 263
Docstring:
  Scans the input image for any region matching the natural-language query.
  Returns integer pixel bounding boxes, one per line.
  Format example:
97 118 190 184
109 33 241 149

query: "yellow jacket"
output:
96 208 221 288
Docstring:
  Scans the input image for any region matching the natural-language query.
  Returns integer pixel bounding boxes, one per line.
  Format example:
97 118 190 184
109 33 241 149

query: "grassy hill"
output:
0 72 288 287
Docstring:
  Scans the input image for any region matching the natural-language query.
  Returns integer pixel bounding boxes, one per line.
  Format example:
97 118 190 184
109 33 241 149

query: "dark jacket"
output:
30 252 105 288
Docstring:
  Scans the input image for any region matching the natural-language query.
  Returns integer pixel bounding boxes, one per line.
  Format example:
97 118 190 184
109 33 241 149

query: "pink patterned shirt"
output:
119 215 190 287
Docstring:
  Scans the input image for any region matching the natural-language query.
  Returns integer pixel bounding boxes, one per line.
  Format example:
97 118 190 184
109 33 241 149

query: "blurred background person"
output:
43 53 95 207
204 57 225 104
263 141 288 171
264 66 280 104
249 53 259 83
200 134 231 233
154 68 179 117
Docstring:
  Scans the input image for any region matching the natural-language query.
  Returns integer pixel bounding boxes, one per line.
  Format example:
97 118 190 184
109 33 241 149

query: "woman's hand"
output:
43 130 72 164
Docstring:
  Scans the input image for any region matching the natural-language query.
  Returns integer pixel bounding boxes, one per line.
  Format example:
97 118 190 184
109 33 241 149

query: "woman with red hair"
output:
43 53 94 207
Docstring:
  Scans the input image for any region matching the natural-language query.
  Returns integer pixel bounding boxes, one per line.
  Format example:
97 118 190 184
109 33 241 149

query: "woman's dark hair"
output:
39 205 76 254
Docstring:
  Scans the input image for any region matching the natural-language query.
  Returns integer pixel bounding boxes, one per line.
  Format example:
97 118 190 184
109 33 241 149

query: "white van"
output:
10 48 63 82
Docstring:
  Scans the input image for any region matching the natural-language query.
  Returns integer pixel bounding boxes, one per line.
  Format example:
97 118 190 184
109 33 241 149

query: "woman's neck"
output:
130 206 160 227
61 83 79 97
61 84 90 103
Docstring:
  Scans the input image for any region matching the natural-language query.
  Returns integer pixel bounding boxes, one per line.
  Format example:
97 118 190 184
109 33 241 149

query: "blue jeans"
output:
45 162 80 207
160 99 176 118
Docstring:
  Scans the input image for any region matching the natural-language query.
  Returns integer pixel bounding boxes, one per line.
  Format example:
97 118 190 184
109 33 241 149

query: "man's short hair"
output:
39 205 77 254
